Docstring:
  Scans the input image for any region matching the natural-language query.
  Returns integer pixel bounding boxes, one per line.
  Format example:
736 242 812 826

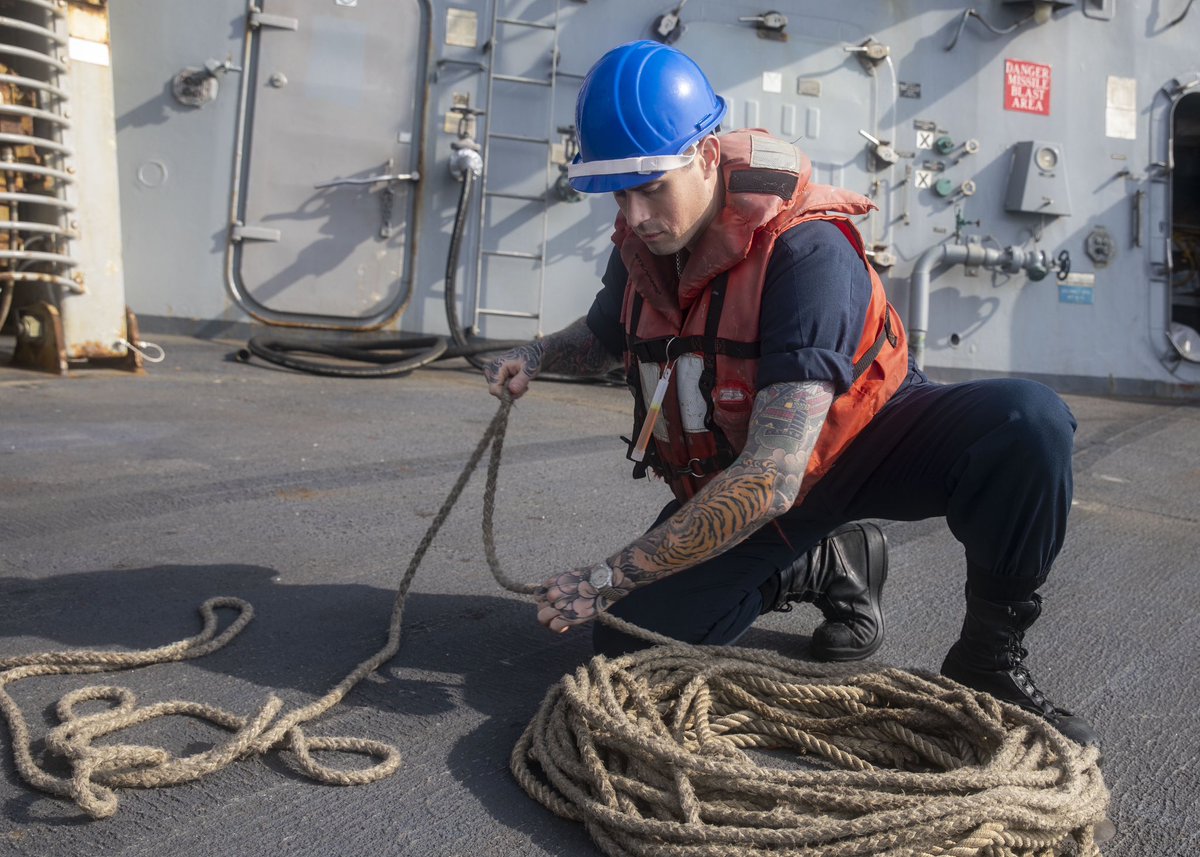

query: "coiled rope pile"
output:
1 397 1109 854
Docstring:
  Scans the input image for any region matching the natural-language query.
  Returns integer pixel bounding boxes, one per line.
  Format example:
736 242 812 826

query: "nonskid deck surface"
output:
1 335 1197 856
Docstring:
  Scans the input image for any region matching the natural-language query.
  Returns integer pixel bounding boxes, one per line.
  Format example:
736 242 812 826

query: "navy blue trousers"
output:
593 376 1077 657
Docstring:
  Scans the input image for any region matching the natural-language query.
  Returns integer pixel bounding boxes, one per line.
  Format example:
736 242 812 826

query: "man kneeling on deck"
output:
482 40 1097 748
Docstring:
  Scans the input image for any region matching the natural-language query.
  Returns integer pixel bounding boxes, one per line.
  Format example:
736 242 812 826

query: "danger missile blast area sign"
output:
1004 59 1051 116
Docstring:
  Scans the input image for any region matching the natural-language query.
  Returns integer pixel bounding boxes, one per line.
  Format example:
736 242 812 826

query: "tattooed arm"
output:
484 316 620 400
534 379 836 632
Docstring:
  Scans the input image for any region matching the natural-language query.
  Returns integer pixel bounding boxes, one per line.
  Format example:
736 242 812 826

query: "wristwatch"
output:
588 561 625 604
588 561 614 590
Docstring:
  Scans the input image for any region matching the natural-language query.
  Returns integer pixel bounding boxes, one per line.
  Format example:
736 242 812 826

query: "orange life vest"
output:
616 129 908 505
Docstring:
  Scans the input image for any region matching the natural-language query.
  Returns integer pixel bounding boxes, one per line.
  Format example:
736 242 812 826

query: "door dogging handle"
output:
314 172 420 190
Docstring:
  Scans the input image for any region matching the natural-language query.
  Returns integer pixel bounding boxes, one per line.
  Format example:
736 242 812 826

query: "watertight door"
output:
232 0 427 327
1168 91 1200 360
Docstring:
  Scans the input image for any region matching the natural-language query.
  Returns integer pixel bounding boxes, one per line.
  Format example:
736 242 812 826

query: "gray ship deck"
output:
2 334 1197 856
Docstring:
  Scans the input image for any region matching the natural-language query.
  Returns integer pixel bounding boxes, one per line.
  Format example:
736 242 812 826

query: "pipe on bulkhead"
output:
908 243 1050 369
443 138 527 370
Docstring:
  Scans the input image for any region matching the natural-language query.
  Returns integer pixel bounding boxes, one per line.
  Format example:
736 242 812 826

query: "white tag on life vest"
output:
631 362 674 462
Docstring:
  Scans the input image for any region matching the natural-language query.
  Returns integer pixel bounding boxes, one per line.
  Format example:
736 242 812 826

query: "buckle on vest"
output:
684 458 708 477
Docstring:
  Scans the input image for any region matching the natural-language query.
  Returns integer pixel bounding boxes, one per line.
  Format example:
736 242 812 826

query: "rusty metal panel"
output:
58 0 128 360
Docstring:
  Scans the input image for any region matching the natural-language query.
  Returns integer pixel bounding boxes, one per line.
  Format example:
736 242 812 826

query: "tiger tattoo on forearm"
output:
610 379 835 589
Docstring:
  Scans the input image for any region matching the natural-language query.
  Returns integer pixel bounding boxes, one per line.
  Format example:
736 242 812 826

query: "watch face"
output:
1035 146 1058 171
589 565 614 589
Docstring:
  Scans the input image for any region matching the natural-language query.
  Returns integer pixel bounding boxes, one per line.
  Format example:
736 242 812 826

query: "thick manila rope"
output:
1 397 1109 855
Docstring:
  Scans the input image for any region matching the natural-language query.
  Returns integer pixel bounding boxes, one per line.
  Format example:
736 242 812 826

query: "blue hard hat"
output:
568 41 727 194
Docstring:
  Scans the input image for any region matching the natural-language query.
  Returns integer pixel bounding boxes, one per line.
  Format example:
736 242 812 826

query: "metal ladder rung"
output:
477 308 541 319
488 131 550 144
471 0 563 338
492 73 552 87
483 249 543 261
495 17 556 30
485 191 545 202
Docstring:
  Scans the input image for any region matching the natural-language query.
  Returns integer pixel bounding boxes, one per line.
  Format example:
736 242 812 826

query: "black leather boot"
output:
762 522 888 661
940 592 1100 749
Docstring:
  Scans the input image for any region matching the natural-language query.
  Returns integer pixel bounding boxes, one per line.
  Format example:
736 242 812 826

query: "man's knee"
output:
996 380 1076 464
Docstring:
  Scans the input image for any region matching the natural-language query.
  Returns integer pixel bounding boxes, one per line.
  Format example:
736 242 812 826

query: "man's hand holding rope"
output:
533 564 632 632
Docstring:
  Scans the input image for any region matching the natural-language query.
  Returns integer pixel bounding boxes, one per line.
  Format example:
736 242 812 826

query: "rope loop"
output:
285 727 404 785
116 337 166 363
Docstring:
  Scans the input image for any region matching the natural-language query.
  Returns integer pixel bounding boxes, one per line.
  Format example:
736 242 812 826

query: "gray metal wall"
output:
109 1 1200 393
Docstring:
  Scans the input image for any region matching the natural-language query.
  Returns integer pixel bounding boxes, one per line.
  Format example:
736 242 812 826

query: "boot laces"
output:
1005 634 1050 710
770 544 823 613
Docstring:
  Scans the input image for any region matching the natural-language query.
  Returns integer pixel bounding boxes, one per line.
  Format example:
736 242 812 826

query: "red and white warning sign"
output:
1004 59 1051 116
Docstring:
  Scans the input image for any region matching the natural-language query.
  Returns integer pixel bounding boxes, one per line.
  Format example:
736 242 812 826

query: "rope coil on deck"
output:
0 397 1109 855
512 649 1107 856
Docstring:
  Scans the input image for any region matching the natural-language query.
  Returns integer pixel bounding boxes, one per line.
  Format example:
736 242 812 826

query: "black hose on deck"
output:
240 333 448 378
238 334 526 379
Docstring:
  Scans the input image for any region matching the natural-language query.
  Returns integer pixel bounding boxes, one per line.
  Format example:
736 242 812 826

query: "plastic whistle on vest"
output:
616 129 909 506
